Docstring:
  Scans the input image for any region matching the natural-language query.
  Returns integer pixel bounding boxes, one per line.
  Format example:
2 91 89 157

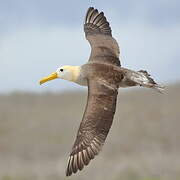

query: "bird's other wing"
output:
66 80 118 176
84 7 121 66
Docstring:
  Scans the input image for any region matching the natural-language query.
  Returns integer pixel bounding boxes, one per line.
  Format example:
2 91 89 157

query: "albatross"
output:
39 7 164 176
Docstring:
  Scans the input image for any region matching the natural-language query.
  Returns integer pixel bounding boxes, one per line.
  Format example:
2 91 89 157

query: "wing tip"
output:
66 138 103 176
66 150 91 176
84 7 112 36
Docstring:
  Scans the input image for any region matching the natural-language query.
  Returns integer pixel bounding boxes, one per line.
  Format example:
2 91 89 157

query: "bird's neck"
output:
70 66 81 82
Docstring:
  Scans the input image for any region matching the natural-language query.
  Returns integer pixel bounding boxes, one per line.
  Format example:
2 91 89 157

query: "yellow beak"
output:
39 72 58 85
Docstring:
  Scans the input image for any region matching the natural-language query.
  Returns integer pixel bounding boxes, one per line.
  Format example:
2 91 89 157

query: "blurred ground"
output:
0 83 180 180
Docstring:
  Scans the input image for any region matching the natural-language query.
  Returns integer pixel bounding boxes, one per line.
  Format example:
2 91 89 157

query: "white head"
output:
56 66 76 81
39 65 80 85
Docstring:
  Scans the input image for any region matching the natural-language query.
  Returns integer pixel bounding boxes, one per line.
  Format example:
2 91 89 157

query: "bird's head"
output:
39 65 80 85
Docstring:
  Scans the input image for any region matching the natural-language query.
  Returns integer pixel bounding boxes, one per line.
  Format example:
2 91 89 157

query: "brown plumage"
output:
39 7 164 177
65 7 164 176
84 7 120 66
66 8 122 176
66 80 118 176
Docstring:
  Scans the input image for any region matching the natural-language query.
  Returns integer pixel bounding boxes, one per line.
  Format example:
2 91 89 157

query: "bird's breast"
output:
75 73 88 86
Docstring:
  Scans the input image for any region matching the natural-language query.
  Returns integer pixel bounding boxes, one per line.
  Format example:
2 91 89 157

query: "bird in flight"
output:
39 7 164 176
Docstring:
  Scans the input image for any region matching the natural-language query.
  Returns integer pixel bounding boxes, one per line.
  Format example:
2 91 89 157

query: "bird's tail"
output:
119 68 165 93
135 70 165 93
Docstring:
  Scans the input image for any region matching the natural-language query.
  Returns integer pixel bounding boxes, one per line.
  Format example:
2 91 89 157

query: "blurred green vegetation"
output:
0 83 180 180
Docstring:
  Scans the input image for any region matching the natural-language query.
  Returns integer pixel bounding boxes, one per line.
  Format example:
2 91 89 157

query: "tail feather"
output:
137 70 165 93
119 68 165 93
152 84 165 93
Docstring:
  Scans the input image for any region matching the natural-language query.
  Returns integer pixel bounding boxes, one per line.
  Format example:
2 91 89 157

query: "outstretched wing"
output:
66 80 118 176
84 7 121 66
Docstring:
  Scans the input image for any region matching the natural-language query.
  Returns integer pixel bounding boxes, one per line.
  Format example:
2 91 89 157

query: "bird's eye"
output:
60 69 63 72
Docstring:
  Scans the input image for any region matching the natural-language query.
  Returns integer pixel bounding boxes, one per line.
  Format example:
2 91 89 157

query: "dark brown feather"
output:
93 12 104 25
84 7 120 66
66 79 118 176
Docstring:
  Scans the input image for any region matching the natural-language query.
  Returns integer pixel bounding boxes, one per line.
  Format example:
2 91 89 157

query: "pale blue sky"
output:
0 0 180 92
